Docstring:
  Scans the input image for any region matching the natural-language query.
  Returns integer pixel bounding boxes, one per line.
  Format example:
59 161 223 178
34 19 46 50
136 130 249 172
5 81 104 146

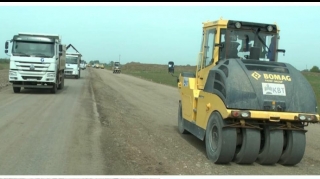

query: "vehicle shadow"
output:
173 126 207 157
64 76 81 79
18 85 68 94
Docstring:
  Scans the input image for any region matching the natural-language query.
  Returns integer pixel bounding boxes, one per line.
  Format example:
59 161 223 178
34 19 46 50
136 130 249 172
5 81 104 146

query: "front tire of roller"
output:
205 112 237 164
178 101 188 134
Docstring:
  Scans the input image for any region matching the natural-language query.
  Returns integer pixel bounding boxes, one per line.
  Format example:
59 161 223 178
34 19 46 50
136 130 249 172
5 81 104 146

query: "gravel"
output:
0 69 10 90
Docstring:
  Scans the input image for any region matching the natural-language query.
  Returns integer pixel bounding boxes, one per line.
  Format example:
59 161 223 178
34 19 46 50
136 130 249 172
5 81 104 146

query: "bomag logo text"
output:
263 74 291 81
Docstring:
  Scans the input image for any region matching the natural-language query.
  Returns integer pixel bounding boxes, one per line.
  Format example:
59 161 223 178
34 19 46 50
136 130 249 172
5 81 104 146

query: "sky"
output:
1 2 320 71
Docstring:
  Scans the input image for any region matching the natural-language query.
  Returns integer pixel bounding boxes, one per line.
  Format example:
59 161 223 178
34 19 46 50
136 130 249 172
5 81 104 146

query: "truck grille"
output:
15 61 50 75
22 76 42 80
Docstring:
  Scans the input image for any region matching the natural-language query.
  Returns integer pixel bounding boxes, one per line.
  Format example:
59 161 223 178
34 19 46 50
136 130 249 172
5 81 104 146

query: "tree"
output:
310 66 320 73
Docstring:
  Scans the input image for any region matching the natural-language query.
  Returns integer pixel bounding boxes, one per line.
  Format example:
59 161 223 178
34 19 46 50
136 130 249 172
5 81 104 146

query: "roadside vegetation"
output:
0 58 9 70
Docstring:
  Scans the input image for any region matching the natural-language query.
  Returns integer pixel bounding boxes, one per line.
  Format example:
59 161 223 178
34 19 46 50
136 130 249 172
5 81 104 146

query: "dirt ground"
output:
0 67 319 175
89 68 320 175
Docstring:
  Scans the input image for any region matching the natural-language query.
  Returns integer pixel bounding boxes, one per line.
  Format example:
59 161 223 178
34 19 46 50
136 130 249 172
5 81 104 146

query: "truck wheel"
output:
178 101 189 134
58 75 64 90
13 87 21 93
51 80 58 94
75 75 79 79
205 112 237 164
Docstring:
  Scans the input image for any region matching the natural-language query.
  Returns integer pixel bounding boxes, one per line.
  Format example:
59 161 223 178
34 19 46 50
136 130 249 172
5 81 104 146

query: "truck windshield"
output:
219 29 277 61
114 62 120 66
66 57 78 64
12 41 54 58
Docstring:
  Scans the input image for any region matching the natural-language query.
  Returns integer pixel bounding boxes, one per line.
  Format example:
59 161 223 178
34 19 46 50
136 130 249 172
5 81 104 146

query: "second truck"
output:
65 44 82 79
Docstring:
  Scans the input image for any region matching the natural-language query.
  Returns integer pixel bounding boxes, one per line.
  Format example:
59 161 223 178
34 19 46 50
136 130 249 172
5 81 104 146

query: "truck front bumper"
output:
9 70 56 83
64 70 79 76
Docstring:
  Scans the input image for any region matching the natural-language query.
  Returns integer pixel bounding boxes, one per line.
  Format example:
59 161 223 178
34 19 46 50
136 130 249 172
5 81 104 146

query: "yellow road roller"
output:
176 18 319 166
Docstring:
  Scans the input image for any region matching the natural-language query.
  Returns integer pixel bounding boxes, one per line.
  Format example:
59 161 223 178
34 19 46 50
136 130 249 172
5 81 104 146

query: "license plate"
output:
262 83 286 96
27 78 36 81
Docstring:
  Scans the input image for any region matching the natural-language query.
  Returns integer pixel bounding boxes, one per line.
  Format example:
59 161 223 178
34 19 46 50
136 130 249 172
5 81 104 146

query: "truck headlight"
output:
9 71 17 76
47 73 56 77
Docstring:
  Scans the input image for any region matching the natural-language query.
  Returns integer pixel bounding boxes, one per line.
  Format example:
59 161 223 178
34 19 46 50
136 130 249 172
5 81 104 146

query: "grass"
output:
106 62 196 87
301 72 320 113
105 62 320 113
122 63 196 87
0 58 9 70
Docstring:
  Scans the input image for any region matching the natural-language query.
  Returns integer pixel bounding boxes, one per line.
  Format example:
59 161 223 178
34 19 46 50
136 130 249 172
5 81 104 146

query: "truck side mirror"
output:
5 41 9 49
58 45 63 56
5 50 8 53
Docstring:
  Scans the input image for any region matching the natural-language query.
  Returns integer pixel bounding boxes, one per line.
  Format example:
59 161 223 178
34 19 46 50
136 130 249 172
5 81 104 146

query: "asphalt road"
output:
0 68 319 175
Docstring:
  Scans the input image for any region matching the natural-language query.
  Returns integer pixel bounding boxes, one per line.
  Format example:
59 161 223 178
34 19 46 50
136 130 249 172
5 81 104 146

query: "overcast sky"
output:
1 2 319 70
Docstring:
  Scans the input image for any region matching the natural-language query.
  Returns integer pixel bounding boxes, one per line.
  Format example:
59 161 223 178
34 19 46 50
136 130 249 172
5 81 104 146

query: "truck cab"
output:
80 60 86 70
65 53 81 79
113 62 121 73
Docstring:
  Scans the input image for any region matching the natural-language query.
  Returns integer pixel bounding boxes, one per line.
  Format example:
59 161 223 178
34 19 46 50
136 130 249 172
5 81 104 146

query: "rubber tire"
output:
51 79 58 94
178 101 189 134
58 75 64 90
205 112 237 164
233 127 261 164
13 87 21 93
278 130 306 166
257 126 284 165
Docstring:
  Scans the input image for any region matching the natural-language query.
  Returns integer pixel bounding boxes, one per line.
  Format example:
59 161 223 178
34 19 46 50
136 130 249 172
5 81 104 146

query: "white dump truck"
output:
4 32 66 94
80 60 86 70
65 53 81 79
112 62 121 74
65 44 82 79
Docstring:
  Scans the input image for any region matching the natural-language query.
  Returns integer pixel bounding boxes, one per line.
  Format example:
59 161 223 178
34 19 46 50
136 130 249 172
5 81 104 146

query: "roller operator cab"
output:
4 32 66 94
176 19 320 166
